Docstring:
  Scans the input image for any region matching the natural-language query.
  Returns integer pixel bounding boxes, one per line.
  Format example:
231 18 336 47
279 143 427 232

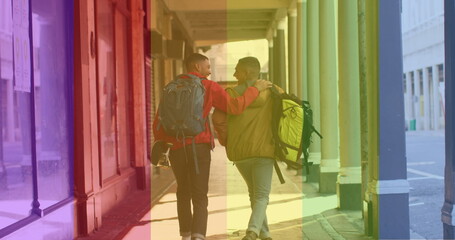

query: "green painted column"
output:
288 9 298 96
268 38 274 82
432 65 440 129
274 20 287 90
273 30 279 86
318 0 339 193
364 0 380 235
337 0 361 210
306 0 321 183
423 67 431 130
297 0 308 100
358 0 371 235
414 69 422 130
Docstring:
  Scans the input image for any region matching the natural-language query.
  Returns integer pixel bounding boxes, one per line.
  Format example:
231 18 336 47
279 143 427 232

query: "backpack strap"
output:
207 115 215 150
274 160 285 184
191 138 200 175
179 130 189 163
270 86 287 184
183 74 205 171
270 85 281 96
312 126 323 139
180 131 200 175
303 151 311 175
176 73 199 80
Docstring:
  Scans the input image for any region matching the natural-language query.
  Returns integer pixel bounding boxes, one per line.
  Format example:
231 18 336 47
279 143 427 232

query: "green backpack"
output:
271 87 322 183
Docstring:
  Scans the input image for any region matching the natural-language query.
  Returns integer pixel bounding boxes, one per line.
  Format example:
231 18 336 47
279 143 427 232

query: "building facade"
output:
402 0 445 131
0 0 432 239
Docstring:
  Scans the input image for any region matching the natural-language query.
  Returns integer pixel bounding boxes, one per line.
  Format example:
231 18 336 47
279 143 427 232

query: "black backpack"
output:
270 87 322 183
157 74 206 173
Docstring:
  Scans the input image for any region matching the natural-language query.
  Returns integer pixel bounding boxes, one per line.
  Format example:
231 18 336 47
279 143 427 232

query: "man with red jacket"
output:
153 53 271 240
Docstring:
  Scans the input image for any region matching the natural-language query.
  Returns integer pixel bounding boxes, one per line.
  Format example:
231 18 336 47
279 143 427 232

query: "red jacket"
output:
152 72 260 150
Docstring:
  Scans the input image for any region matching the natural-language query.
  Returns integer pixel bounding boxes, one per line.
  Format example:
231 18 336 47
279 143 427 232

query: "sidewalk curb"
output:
315 213 346 240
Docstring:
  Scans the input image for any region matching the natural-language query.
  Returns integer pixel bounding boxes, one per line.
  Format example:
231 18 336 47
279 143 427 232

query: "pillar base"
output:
367 179 410 239
363 193 412 239
76 194 97 236
337 183 362 210
443 223 455 239
303 164 320 183
363 200 373 236
319 171 337 193
375 192 410 239
442 201 455 239
307 153 321 183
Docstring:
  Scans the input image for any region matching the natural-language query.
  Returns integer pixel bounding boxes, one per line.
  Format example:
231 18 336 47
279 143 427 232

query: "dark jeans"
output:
169 143 211 239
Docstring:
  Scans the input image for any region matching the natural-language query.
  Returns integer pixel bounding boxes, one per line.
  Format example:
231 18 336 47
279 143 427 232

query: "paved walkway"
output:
78 141 370 240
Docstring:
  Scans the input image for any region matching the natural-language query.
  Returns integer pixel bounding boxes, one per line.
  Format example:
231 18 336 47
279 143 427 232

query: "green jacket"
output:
226 81 275 161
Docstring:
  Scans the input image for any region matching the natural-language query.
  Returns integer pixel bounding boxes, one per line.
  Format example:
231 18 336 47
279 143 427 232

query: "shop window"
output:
96 0 133 181
0 0 35 232
32 0 73 210
96 0 118 180
114 4 132 170
0 0 73 237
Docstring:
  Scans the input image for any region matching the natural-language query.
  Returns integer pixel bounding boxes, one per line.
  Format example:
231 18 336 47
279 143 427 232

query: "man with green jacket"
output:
214 57 280 240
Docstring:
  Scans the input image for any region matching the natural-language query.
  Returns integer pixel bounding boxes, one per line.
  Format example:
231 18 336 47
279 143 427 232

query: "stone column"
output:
288 9 297 96
268 38 274 82
423 67 431 130
306 0 321 182
337 0 361 209
432 65 440 130
406 71 414 130
297 0 307 100
274 20 287 90
273 29 278 86
318 0 339 193
414 69 422 130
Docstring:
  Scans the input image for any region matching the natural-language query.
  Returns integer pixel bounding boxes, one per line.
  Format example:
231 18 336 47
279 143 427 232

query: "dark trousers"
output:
169 143 211 239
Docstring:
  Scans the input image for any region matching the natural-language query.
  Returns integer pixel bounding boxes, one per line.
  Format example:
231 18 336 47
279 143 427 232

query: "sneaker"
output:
181 236 191 240
242 231 258 240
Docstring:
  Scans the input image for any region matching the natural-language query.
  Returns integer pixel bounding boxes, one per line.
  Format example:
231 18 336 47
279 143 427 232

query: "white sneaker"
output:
181 236 191 240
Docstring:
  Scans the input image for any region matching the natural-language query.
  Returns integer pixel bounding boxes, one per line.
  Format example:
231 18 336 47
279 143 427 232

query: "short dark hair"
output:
184 53 208 71
238 57 261 78
238 57 261 72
